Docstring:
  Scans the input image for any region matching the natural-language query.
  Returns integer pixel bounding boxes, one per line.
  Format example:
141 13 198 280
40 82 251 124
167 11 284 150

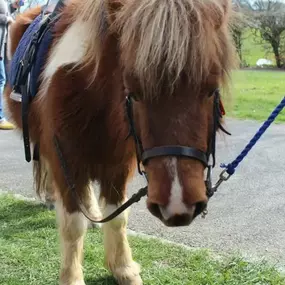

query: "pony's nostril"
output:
147 200 207 227
147 202 163 220
193 201 207 217
164 214 192 227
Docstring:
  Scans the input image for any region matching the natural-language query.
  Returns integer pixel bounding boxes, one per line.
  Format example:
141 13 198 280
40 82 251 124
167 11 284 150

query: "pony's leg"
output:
56 190 88 285
44 172 56 210
56 182 103 284
100 177 142 285
85 183 102 228
33 157 56 210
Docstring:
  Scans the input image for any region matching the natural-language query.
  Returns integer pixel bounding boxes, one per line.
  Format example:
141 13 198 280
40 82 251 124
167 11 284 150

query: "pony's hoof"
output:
46 203 55 211
42 201 55 211
72 281 86 285
74 281 86 285
60 270 85 285
60 280 86 285
113 262 143 285
118 276 143 285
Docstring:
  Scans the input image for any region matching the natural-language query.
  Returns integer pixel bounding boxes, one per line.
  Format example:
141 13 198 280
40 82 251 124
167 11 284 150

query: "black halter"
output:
125 89 230 198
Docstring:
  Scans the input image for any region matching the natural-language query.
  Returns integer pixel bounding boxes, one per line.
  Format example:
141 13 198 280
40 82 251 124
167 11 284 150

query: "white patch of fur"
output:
55 198 87 285
103 202 128 228
160 158 189 220
43 20 89 81
101 199 142 284
84 184 102 228
56 199 88 235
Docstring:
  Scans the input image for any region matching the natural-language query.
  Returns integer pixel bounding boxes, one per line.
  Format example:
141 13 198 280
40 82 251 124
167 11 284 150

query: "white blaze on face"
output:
159 158 193 220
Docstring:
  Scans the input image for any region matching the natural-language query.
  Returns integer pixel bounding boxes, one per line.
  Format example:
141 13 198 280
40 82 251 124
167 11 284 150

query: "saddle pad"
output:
9 13 54 98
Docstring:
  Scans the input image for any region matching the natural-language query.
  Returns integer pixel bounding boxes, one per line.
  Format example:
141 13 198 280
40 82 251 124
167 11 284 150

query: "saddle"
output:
9 1 65 162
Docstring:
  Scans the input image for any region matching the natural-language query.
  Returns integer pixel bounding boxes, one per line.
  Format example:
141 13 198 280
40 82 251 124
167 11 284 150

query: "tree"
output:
239 0 285 68
231 1 249 66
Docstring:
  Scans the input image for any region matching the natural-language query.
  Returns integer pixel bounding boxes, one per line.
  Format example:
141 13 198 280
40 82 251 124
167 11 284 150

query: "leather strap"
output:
21 83 31 162
87 186 148 223
142 145 208 167
53 135 148 224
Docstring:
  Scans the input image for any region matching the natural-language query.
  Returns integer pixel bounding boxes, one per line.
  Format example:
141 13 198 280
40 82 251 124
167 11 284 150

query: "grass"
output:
227 69 285 122
229 29 285 123
0 194 285 285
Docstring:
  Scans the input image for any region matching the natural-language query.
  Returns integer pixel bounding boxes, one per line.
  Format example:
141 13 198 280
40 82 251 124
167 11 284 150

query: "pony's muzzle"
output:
147 200 207 227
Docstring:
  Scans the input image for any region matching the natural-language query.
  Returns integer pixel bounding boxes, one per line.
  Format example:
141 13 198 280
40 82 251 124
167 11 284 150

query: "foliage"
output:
236 0 285 68
231 1 250 66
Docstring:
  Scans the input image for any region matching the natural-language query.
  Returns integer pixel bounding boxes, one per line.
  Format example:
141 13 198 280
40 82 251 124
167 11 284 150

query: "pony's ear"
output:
105 0 124 24
207 0 231 29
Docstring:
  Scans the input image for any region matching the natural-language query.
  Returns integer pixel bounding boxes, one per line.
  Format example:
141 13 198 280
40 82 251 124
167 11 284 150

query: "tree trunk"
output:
232 29 243 66
272 43 282 68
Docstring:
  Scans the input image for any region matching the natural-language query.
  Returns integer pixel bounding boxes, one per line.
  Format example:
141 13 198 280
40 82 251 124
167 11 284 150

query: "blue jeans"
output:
0 59 6 120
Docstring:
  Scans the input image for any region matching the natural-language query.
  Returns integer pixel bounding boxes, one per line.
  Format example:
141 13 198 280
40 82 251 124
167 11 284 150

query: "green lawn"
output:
1 194 285 285
227 69 285 122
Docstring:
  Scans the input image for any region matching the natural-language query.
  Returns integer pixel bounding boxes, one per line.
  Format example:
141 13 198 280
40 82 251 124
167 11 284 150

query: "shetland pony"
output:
5 0 236 284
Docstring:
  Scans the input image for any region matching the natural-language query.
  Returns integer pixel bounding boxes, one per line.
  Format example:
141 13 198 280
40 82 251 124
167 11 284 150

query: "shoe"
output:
0 118 15 130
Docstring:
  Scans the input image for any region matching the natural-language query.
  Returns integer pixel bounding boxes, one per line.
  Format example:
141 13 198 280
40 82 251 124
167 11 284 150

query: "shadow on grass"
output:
0 198 56 237
86 276 117 285
0 198 49 218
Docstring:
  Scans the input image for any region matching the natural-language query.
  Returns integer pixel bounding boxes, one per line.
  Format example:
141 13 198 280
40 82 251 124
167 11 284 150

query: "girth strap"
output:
21 83 31 161
12 0 65 162
142 146 208 167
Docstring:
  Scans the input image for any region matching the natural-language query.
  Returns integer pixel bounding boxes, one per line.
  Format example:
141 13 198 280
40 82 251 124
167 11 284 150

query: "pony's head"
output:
78 0 236 226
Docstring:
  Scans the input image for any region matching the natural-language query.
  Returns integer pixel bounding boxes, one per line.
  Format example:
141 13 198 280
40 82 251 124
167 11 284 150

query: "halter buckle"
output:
211 169 232 193
201 208 208 219
205 165 212 195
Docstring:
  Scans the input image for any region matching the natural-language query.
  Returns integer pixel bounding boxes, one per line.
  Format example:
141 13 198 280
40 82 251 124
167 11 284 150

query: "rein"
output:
53 89 229 223
53 135 147 223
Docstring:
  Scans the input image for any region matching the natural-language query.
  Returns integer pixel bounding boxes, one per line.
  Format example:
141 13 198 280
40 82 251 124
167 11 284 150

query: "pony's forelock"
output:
72 0 236 97
114 0 236 98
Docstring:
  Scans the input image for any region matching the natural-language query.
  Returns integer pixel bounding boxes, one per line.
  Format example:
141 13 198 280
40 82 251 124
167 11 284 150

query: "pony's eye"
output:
125 90 142 102
209 88 219 97
130 93 140 101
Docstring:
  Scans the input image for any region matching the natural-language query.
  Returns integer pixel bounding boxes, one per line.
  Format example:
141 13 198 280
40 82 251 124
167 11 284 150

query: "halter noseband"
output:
126 89 229 198
142 146 208 167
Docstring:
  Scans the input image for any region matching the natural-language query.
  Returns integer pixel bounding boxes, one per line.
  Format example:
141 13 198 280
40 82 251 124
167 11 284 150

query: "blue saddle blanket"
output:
9 14 54 98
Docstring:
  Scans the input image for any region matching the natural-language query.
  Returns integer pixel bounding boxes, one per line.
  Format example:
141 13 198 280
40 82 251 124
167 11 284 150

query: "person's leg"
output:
0 58 14 130
0 59 6 120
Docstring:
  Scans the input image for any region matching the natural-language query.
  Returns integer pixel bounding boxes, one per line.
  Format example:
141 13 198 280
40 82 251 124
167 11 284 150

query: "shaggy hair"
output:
72 0 108 77
74 0 236 97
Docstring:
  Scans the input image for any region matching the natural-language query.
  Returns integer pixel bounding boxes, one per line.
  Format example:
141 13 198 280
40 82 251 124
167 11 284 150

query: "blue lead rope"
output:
221 96 285 176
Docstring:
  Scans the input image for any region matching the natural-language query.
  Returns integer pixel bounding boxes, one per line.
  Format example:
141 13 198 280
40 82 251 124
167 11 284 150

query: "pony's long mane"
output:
75 0 236 97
